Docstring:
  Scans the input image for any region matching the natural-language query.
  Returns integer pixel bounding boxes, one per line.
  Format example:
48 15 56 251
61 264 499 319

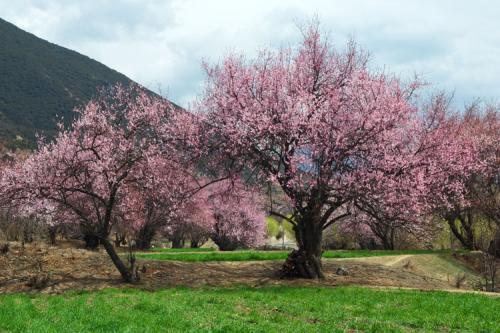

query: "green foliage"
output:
137 249 463 262
266 217 280 239
323 223 356 249
145 247 216 253
0 286 497 332
435 215 497 250
0 18 131 147
266 216 295 240
434 218 454 250
472 216 498 249
282 219 295 240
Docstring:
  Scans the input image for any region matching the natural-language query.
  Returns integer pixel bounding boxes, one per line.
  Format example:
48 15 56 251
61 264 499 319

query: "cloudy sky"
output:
2 0 499 107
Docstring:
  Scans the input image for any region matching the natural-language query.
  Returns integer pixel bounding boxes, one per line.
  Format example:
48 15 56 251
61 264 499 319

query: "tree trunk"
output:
446 213 475 250
464 212 476 249
171 237 185 249
380 231 395 250
134 225 156 250
359 237 378 250
84 234 100 250
100 237 137 283
370 222 395 250
189 234 207 248
48 226 57 245
211 235 239 251
488 228 500 259
281 217 324 279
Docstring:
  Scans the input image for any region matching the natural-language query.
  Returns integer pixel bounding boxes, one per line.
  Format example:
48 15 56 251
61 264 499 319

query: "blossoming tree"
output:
119 153 197 250
205 180 266 250
163 179 267 250
348 95 477 249
436 103 499 251
199 23 470 278
1 85 180 282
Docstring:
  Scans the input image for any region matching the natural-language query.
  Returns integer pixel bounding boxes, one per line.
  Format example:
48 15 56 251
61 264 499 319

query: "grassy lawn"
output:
137 249 460 262
146 247 216 253
0 286 497 332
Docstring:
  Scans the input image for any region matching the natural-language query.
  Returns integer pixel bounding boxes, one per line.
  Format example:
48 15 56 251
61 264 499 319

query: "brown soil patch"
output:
0 242 486 294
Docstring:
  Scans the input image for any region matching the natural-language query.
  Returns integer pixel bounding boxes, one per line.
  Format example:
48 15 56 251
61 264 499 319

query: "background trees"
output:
120 154 196 250
205 180 266 251
163 179 267 251
163 188 214 249
442 104 499 255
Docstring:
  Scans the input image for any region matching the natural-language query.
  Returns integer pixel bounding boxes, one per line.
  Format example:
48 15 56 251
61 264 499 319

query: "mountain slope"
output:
0 18 133 147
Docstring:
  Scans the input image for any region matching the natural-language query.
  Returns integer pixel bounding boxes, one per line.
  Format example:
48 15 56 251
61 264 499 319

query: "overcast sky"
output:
2 0 499 107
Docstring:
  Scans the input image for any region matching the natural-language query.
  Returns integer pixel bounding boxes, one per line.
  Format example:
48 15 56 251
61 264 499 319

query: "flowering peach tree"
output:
205 180 266 250
1 85 183 282
199 24 472 278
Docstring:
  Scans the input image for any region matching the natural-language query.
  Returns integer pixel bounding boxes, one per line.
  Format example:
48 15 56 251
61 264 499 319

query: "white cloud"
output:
1 0 499 106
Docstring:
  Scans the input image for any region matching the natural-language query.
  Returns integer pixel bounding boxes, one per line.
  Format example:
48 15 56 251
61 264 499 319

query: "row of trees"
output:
0 22 498 281
0 86 266 282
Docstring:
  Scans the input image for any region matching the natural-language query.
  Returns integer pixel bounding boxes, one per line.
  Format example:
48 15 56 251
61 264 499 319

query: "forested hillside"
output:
0 18 131 147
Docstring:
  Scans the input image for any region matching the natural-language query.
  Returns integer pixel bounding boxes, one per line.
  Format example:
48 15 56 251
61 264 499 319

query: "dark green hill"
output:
0 18 133 148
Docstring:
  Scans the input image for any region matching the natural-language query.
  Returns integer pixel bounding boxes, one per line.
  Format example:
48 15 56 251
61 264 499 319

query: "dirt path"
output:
374 254 413 266
0 243 487 294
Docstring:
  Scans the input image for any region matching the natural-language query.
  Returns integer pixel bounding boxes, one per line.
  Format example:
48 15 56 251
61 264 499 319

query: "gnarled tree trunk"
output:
446 211 476 250
281 214 324 279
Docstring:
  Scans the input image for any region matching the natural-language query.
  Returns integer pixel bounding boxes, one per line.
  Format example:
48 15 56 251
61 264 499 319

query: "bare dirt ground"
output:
0 242 489 294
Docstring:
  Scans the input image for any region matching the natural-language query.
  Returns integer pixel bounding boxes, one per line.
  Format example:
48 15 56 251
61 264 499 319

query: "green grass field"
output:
137 249 461 262
0 286 497 332
146 247 216 253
